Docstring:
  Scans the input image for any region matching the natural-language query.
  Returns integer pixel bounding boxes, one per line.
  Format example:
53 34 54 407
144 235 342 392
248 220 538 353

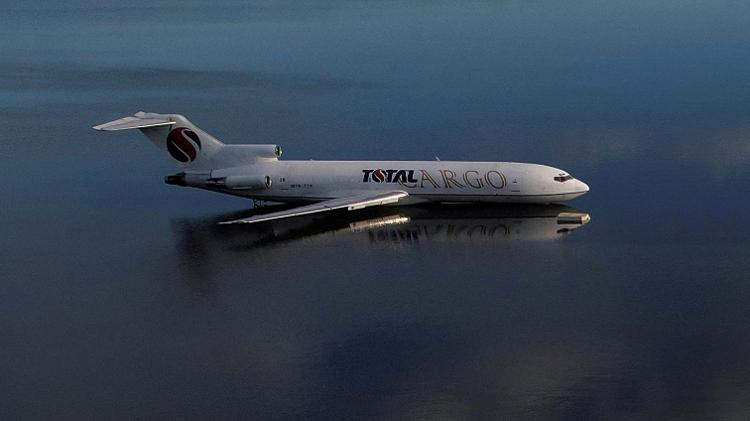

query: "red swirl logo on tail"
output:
167 128 202 163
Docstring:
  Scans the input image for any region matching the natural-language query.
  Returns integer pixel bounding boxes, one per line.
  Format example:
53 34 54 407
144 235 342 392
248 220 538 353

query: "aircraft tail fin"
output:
93 112 282 171
93 111 281 173
93 112 224 170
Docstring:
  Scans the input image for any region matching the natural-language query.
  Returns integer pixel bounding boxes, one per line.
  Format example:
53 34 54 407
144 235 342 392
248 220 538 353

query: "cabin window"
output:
554 175 573 182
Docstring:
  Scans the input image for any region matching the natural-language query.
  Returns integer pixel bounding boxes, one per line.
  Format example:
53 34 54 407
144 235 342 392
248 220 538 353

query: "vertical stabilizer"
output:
94 112 224 171
94 112 283 171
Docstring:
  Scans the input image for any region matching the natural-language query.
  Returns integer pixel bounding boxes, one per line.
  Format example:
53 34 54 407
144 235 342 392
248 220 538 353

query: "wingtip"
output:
217 219 253 225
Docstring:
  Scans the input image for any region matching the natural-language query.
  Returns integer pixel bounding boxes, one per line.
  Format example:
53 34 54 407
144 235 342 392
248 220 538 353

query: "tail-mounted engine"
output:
212 175 272 190
165 173 272 190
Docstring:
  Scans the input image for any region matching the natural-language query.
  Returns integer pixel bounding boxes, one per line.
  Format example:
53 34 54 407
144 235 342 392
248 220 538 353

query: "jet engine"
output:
235 144 282 159
222 175 272 190
165 173 272 190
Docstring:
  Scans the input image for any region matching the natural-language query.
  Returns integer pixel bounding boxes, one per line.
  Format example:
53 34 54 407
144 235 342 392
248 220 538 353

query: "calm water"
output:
3 1 750 419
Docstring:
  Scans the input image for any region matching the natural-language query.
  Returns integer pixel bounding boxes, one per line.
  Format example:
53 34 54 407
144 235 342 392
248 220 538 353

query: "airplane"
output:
93 112 590 224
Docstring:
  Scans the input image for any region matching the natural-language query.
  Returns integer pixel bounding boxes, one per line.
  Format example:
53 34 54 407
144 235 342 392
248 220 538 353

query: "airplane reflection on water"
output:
172 204 591 251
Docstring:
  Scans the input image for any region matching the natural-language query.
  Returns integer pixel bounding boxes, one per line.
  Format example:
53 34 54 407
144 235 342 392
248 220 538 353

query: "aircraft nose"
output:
576 179 590 194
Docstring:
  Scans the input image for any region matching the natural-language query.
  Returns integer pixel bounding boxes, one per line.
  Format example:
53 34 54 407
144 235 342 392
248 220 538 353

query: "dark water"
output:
3 1 750 419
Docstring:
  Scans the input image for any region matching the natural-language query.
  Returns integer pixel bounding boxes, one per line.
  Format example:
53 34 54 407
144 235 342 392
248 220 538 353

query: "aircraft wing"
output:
219 191 409 225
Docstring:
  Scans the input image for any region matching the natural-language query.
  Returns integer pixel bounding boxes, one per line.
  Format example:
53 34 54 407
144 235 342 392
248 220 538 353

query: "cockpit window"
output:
554 174 573 182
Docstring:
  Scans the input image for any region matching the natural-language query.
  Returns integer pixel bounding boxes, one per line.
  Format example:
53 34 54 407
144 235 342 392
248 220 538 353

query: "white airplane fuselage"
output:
184 160 589 205
95 112 589 224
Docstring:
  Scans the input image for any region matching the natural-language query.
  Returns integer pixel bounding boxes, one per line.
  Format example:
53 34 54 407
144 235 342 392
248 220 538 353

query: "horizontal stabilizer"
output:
92 112 175 131
220 191 409 225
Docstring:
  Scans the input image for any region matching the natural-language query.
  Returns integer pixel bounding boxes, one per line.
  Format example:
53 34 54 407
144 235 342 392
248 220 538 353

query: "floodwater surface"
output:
2 1 750 419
